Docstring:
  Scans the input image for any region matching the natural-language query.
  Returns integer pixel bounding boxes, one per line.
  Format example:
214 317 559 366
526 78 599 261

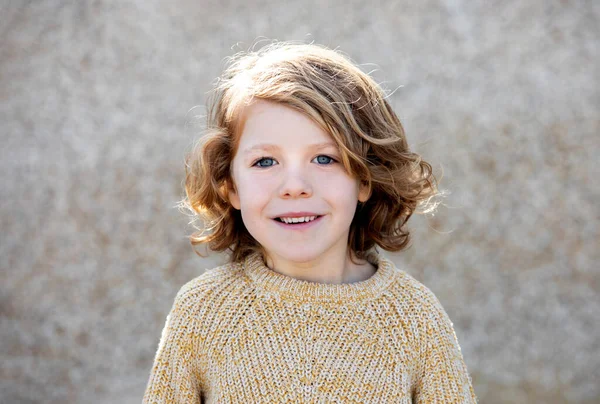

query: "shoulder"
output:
382 265 461 356
384 263 453 326
397 271 445 306
164 261 250 346
173 260 247 308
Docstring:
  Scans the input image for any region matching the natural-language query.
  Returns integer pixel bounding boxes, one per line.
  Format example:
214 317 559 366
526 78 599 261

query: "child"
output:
143 41 477 403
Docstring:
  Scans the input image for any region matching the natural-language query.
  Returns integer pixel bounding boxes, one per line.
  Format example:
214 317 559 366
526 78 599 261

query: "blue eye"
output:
314 155 336 164
253 157 277 167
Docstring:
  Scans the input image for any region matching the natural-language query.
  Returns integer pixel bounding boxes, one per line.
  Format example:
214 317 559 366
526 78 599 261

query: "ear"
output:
358 180 371 203
227 180 241 210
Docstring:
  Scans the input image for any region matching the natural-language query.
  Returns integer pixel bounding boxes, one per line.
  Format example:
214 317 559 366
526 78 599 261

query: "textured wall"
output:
1 1 598 403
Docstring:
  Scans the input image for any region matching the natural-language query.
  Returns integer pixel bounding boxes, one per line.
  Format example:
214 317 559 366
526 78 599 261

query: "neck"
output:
262 249 377 285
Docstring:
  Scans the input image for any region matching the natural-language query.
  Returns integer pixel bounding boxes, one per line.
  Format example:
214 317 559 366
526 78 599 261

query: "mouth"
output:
273 215 321 224
272 215 325 229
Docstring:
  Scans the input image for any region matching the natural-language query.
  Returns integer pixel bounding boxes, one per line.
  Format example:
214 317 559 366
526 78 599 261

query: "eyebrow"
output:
242 142 338 155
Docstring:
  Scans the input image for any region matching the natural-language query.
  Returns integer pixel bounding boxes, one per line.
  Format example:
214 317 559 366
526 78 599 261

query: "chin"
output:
268 246 325 263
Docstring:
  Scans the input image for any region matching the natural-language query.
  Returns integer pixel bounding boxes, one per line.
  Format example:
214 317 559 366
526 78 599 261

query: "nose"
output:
278 169 313 199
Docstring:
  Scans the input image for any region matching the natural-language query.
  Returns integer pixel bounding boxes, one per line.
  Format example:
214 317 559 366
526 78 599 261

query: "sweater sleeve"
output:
413 289 477 404
143 290 203 404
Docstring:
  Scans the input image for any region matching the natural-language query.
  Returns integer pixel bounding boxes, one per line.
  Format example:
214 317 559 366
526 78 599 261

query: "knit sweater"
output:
143 251 477 403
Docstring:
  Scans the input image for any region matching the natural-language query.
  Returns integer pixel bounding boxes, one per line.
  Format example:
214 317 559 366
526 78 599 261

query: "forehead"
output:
236 100 338 152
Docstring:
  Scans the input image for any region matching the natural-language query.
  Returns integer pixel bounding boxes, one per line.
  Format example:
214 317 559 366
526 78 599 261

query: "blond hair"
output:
179 41 439 263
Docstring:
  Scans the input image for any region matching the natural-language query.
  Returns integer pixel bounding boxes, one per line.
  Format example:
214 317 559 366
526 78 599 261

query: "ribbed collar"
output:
242 251 397 303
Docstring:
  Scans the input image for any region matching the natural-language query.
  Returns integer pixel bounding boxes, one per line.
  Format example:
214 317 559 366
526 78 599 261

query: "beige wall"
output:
0 1 598 403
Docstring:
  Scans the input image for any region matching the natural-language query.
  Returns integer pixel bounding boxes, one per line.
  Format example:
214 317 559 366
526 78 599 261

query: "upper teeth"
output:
279 216 318 224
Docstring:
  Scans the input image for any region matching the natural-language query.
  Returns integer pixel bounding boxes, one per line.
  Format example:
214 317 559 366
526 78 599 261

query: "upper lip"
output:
272 212 323 219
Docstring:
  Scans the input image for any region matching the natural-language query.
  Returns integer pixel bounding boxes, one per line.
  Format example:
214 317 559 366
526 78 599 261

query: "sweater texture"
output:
143 251 477 403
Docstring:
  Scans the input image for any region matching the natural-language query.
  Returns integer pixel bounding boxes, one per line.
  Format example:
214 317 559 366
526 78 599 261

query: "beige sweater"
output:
143 251 477 403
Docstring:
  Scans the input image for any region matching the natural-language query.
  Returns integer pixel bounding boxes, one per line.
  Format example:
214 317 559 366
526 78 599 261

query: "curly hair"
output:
179 40 440 264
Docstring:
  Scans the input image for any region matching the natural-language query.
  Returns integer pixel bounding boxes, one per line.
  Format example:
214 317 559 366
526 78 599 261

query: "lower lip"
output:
273 215 325 230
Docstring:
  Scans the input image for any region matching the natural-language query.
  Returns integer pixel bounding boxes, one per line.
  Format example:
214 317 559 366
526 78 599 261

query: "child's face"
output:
229 99 370 264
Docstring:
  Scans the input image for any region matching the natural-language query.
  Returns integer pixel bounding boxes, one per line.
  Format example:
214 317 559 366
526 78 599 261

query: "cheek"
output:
235 174 275 206
319 173 360 197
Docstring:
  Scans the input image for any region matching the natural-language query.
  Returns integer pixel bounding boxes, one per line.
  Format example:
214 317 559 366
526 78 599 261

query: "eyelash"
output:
252 155 338 168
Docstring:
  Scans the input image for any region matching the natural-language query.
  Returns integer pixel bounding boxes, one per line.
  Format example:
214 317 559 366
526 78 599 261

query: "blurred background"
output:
1 1 598 403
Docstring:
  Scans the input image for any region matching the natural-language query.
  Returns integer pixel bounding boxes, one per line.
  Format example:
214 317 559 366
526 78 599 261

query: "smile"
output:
276 215 319 224
273 215 324 229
